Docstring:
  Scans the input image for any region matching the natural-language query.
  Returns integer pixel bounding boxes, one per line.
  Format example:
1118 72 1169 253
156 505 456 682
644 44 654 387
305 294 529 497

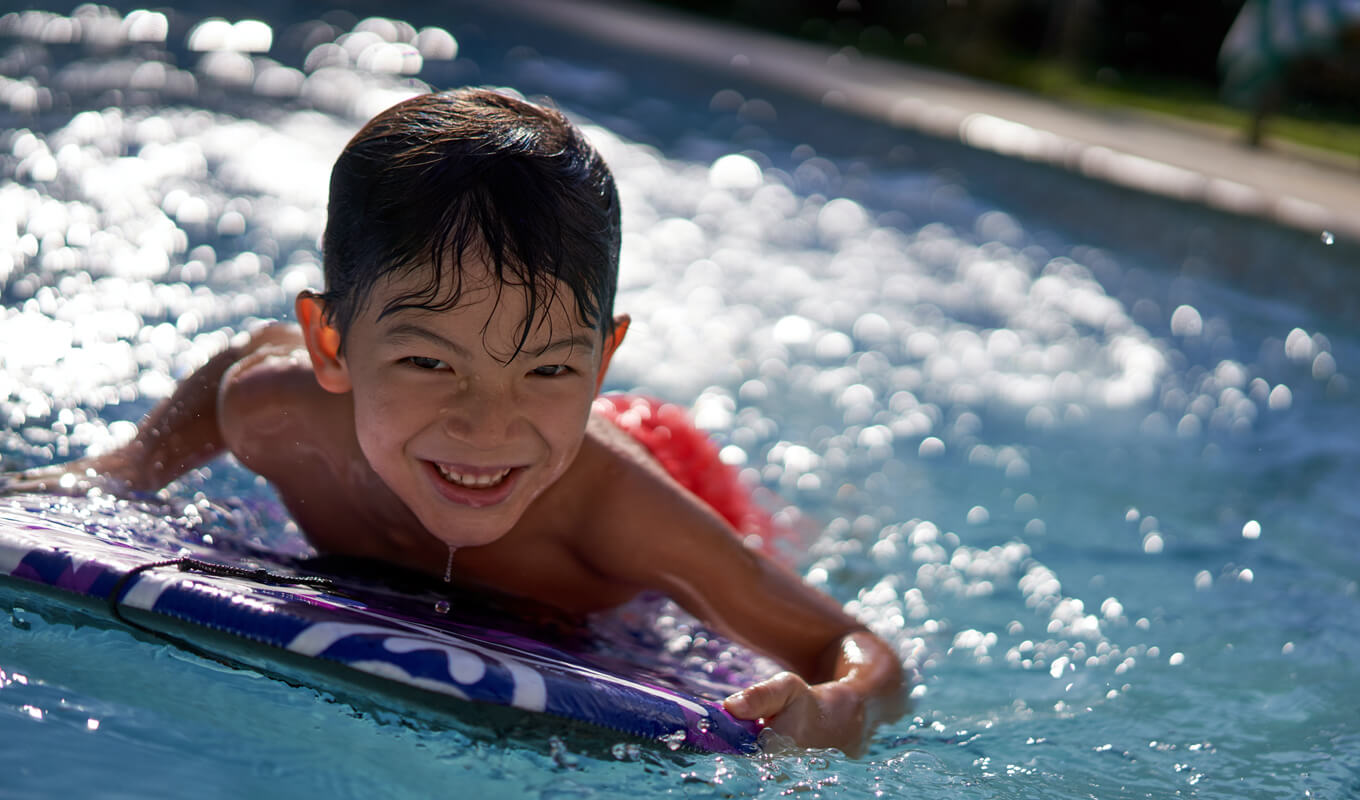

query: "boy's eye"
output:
403 356 448 370
531 364 571 377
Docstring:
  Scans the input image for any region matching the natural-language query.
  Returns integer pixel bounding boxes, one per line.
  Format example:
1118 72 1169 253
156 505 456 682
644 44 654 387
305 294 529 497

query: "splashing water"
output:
2 3 1359 798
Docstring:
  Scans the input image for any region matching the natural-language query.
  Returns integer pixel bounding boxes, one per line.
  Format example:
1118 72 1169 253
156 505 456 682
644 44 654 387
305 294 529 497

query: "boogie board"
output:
0 496 763 754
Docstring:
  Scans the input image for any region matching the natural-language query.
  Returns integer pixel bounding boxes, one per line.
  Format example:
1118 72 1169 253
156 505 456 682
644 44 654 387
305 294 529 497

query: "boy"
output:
4 89 906 755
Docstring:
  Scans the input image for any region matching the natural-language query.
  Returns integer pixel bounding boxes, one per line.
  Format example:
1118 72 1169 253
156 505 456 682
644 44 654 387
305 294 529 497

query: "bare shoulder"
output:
570 413 698 512
581 412 675 484
219 325 312 422
217 324 349 469
553 412 758 581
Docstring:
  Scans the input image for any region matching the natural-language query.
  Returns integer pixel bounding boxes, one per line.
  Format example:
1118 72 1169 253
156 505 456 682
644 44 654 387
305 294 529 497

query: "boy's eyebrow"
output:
382 322 596 358
382 323 474 358
530 332 598 356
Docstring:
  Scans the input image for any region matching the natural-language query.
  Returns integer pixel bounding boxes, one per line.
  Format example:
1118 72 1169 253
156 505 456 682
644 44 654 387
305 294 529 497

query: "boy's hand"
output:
723 672 868 756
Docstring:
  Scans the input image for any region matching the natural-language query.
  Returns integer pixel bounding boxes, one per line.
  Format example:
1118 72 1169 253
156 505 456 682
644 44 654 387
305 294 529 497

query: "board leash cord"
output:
105 557 335 659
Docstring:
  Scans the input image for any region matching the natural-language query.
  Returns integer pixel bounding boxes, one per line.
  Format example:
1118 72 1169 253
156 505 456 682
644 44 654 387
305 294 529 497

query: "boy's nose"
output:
439 379 517 448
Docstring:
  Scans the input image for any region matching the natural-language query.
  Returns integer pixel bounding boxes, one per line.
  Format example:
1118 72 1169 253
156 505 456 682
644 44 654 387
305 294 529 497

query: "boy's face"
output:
304 253 617 550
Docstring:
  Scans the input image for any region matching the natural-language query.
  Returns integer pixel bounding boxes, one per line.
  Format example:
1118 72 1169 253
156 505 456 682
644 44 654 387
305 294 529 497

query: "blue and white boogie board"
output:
0 496 764 754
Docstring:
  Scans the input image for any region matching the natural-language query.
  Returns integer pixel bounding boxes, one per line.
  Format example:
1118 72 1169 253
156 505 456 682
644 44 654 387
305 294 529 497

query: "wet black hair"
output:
319 88 621 356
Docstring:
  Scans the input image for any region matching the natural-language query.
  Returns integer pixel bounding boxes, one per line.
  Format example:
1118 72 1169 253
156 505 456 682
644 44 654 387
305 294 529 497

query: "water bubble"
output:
415 27 458 60
433 599 450 614
709 153 762 191
188 19 235 52
1321 230 1334 245
1312 351 1337 381
918 437 945 458
1267 384 1292 411
815 331 854 362
772 314 814 346
1284 328 1315 362
660 730 687 750
817 197 868 240
356 41 421 74
123 10 168 43
354 17 401 42
1169 305 1202 337
548 736 579 768
1100 597 1124 619
1242 520 1261 539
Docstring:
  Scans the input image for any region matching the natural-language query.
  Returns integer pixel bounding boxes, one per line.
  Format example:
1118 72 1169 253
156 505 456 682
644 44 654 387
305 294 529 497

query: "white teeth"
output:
436 464 511 488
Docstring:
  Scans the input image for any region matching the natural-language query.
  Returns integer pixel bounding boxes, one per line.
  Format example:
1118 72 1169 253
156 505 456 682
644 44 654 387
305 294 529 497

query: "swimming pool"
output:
2 2 1358 798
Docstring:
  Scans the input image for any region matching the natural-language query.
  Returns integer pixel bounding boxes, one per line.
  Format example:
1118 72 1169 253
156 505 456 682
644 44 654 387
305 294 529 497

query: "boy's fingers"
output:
723 671 809 720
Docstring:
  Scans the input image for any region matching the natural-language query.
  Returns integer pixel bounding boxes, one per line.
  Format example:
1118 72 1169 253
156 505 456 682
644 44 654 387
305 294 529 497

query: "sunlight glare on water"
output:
2 3 1359 799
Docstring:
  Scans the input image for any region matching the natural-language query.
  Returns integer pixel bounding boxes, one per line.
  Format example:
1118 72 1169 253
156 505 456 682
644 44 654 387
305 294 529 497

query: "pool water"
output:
3 2 1359 798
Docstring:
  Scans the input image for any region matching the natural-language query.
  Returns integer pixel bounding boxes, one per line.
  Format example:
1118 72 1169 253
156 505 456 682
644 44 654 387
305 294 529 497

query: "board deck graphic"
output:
0 502 761 754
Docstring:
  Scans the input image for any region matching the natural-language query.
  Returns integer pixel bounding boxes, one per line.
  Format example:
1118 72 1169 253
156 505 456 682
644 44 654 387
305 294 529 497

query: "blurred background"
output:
650 0 1360 154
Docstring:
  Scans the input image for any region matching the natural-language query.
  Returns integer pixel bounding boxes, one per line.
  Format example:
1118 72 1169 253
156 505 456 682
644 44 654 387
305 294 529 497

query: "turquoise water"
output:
2 3 1359 798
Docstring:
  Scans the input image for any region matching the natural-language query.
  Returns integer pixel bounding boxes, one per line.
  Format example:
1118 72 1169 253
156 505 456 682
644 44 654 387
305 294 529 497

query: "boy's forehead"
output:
367 261 598 344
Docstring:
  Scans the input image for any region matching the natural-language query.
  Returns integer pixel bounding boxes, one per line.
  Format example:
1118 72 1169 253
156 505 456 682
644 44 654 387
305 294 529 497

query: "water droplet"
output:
548 736 579 768
660 730 687 750
1321 231 1335 245
434 599 450 614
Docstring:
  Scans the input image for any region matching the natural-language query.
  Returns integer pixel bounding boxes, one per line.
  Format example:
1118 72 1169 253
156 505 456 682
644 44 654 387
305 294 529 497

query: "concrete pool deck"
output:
493 0 1360 243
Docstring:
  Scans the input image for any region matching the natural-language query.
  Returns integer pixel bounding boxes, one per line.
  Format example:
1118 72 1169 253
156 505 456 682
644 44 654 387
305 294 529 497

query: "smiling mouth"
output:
434 463 513 489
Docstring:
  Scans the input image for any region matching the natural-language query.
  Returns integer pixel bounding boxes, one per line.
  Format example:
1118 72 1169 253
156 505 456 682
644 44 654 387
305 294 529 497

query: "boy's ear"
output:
595 314 629 393
295 291 351 394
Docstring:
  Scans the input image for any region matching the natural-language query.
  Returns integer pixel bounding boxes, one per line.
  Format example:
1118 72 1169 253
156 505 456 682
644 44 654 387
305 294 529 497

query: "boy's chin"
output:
422 511 517 550
410 503 522 546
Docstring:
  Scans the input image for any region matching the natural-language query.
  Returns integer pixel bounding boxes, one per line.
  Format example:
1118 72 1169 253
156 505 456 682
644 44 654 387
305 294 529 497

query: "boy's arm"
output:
1 324 299 495
575 444 908 756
